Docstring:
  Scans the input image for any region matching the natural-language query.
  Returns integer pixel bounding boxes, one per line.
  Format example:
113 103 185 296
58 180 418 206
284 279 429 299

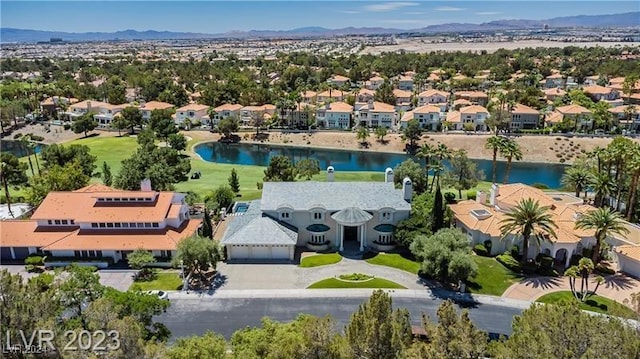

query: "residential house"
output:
220 168 412 260
0 182 201 262
301 91 317 105
398 75 414 91
316 101 353 129
418 89 449 108
94 104 127 128
40 96 78 116
446 105 488 131
393 89 413 112
583 75 602 86
210 103 243 126
365 76 385 90
327 74 350 87
582 85 620 102
355 88 376 109
65 100 110 120
240 105 277 127
509 104 541 130
543 88 567 103
139 101 175 122
614 242 640 278
399 105 441 130
279 103 316 128
317 90 345 104
454 91 489 107
544 73 565 89
545 104 593 130
175 103 210 126
357 101 396 128
451 183 640 272
609 105 640 132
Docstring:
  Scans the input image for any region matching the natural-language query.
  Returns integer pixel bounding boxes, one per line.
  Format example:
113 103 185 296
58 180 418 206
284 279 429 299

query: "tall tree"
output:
41 143 97 177
410 228 477 284
217 117 239 138
500 198 558 263
201 209 213 239
149 109 178 141
416 143 436 187
485 135 506 183
0 153 28 217
500 138 522 184
101 161 112 186
565 257 604 302
591 172 616 208
127 249 156 279
172 235 223 288
295 158 320 180
402 119 422 152
19 136 35 176
28 161 91 206
228 168 240 194
356 126 369 146
374 81 396 105
167 331 227 359
430 143 451 192
626 144 640 220
345 290 412 359
561 165 593 198
121 106 143 134
374 126 388 142
575 207 629 264
264 155 295 182
393 159 428 194
432 183 444 232
443 149 482 199
167 133 187 152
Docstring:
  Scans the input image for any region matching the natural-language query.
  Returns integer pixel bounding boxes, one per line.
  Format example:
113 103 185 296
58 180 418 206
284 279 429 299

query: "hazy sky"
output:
2 1 638 33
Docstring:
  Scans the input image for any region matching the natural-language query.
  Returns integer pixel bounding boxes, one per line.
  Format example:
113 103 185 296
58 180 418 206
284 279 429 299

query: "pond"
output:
1 140 43 157
194 141 567 189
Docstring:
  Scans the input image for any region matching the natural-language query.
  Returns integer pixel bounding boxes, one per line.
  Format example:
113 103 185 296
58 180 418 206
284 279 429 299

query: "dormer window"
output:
280 212 291 220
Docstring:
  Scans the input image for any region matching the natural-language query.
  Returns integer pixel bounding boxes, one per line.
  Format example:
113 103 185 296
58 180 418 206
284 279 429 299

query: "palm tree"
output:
430 144 451 192
500 198 558 264
561 165 593 199
416 143 436 188
500 138 523 184
575 207 630 264
626 145 640 220
591 172 615 208
485 135 506 183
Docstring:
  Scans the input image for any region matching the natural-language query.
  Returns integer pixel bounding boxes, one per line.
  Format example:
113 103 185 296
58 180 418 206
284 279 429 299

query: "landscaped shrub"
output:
63 124 71 130
483 240 492 254
536 254 554 270
531 183 550 190
582 248 593 259
13 133 23 139
523 260 538 274
473 243 489 256
595 263 615 275
569 254 582 267
510 245 520 260
497 253 522 273
25 256 45 266
466 190 477 201
444 192 456 204
30 135 44 142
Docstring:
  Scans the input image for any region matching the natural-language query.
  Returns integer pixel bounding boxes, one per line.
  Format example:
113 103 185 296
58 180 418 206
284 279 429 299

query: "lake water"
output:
1 140 43 157
194 142 567 189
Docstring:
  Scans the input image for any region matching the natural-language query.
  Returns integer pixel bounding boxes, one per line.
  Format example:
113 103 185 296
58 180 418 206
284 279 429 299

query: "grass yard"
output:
307 277 406 289
365 253 420 274
300 253 343 267
466 256 523 296
129 272 182 291
536 291 637 319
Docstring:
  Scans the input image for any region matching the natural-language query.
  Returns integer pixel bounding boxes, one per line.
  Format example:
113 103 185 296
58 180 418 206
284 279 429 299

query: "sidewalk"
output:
502 273 640 304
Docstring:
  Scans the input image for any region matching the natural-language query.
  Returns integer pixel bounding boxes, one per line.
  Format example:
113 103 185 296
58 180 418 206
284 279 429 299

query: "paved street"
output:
157 290 529 341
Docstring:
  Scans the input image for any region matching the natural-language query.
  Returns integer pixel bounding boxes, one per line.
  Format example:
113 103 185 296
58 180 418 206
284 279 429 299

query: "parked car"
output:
146 290 169 300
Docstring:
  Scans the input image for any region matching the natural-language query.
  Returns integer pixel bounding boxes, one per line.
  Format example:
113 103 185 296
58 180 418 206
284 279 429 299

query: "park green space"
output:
536 291 637 319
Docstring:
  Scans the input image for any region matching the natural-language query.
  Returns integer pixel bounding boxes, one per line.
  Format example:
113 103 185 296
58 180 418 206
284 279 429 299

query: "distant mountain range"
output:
2 12 638 43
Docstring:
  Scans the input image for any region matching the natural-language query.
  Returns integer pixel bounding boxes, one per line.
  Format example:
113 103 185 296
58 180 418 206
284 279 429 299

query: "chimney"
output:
86 101 92 112
385 167 394 183
368 99 374 110
327 166 335 182
477 191 487 204
490 183 499 206
402 177 412 202
140 178 152 192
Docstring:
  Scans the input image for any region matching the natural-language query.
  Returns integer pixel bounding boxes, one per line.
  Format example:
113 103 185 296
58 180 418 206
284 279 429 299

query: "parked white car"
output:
146 290 169 300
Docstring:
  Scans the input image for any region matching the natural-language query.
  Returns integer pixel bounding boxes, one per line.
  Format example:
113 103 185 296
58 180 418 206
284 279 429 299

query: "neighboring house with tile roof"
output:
543 87 567 102
608 105 640 131
614 243 640 278
317 90 345 103
365 76 385 90
327 74 350 87
393 89 413 111
398 76 414 91
418 89 449 107
454 91 489 107
446 105 489 131
210 103 243 125
220 168 412 260
400 105 441 130
509 103 541 131
239 104 276 127
355 88 376 107
356 101 396 128
316 101 352 129
175 103 210 126
545 104 593 130
582 85 620 102
139 101 175 121
450 183 639 270
40 96 78 115
0 182 201 262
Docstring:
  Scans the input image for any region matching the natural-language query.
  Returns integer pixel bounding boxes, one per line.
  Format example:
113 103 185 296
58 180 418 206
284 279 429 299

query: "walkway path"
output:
502 273 640 304
215 257 427 290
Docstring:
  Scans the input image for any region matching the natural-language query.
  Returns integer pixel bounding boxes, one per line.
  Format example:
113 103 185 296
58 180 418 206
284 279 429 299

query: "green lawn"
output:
536 291 637 319
129 272 182 291
300 253 343 268
307 277 406 289
466 256 523 296
365 253 420 274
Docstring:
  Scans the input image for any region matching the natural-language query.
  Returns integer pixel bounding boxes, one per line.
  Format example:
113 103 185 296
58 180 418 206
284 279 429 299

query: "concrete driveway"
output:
215 257 428 290
97 269 138 291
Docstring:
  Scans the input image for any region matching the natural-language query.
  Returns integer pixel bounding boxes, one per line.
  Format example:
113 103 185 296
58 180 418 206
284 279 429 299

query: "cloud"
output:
338 10 360 14
405 11 425 15
476 11 502 15
364 2 420 12
435 6 465 11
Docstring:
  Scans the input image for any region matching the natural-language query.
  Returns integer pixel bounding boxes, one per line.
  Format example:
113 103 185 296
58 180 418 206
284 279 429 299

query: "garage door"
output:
12 247 30 260
230 246 249 259
251 246 270 259
1 247 12 260
271 245 290 259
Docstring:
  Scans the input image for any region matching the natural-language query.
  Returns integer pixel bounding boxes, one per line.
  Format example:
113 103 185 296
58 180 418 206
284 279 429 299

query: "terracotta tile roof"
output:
42 219 201 251
393 89 412 98
330 75 350 82
358 88 376 96
401 111 414 122
0 220 75 247
31 191 175 223
615 245 640 261
511 103 540 115
453 99 472 107
449 201 505 237
543 88 566 97
399 75 413 82
176 104 209 112
495 183 556 208
325 101 353 112
419 89 449 98
455 91 488 99
214 103 243 112
302 91 317 98
583 85 616 95
317 90 345 98
460 105 488 114
369 76 384 81
446 111 461 123
69 100 110 110
557 104 591 115
413 105 440 114
366 101 395 113
608 105 635 114
546 111 564 124
141 101 174 111
74 184 119 193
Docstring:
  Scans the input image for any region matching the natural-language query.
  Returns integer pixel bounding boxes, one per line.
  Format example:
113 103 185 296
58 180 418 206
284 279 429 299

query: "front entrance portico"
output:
331 207 373 252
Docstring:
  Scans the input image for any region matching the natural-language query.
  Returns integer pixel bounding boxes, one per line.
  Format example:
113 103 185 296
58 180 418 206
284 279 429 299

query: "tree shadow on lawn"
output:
518 276 564 291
